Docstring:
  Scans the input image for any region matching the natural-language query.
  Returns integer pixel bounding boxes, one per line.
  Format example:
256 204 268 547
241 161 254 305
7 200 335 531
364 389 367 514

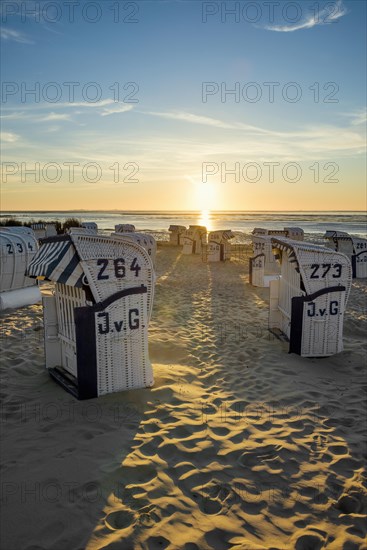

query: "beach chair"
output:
0 226 35 236
81 222 98 233
207 230 235 262
324 231 367 278
249 227 304 287
268 238 352 357
25 233 155 399
182 225 207 255
115 224 135 233
0 228 41 310
45 223 57 238
111 231 157 270
168 225 187 246
30 223 47 240
284 227 304 241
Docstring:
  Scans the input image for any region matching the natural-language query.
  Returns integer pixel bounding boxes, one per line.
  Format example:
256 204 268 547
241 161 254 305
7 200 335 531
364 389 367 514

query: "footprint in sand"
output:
198 482 232 515
198 496 222 515
238 444 282 468
146 536 170 549
336 492 364 514
104 510 135 531
295 533 325 550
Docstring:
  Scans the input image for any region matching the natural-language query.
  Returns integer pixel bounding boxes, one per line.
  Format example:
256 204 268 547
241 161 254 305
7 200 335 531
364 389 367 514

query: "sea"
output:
1 211 366 244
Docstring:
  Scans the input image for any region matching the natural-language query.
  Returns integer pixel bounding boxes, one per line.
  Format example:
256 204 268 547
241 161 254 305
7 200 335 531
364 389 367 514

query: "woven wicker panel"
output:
207 242 220 262
182 229 196 254
300 290 346 357
338 239 354 257
115 224 135 233
252 235 280 277
295 247 352 300
94 291 153 395
81 223 98 232
250 254 266 287
354 250 367 278
71 234 155 318
0 231 39 292
168 225 186 246
112 232 157 269
207 231 234 262
55 283 87 377
279 254 303 338
182 227 207 255
270 238 352 356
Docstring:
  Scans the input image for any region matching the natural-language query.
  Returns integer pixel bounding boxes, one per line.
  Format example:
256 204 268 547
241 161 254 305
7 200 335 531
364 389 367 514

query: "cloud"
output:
38 112 71 122
143 110 275 134
1 131 20 142
0 27 33 44
347 109 367 126
258 0 347 32
63 99 116 109
0 112 25 120
100 104 134 116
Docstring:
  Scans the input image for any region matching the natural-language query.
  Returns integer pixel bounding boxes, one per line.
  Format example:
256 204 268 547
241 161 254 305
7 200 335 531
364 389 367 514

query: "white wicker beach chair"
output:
249 227 304 287
284 227 304 241
168 225 187 246
0 226 35 236
111 232 157 270
115 224 135 233
268 238 352 357
81 222 98 233
207 230 235 262
182 225 207 255
45 223 57 238
324 231 367 278
30 223 47 240
0 228 41 310
26 234 155 399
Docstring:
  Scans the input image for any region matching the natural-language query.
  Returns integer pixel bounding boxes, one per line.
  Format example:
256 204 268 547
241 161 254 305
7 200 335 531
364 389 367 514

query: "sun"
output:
194 181 217 211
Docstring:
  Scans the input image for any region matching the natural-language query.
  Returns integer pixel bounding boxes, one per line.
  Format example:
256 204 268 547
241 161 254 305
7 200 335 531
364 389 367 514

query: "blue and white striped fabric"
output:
25 237 85 287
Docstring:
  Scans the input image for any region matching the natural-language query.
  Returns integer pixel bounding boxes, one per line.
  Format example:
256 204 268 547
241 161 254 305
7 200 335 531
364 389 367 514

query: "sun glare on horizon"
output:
198 208 212 230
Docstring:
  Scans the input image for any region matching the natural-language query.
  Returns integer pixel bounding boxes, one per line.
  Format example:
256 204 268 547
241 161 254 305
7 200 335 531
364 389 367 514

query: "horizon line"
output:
2 210 366 214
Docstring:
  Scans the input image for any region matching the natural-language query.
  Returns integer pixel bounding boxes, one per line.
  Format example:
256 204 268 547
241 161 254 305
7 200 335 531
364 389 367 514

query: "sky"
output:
0 0 366 211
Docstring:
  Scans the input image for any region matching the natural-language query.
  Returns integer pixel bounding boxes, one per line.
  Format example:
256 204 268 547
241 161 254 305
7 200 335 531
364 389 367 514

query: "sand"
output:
0 245 366 550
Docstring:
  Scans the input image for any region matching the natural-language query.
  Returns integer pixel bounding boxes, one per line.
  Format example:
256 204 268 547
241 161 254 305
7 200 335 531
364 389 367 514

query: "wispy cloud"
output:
38 112 71 122
143 110 276 134
100 104 134 116
1 131 20 142
0 112 26 120
346 109 367 126
0 27 33 44
259 0 347 32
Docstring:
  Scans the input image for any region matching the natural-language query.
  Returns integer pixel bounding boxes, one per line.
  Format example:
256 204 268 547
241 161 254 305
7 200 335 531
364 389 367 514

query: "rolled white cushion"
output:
0 286 42 311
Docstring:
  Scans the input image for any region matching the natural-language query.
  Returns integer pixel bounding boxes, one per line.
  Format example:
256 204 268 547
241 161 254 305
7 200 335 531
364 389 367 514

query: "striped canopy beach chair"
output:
268 238 352 357
324 231 367 278
249 227 304 287
25 233 155 399
0 228 41 310
207 230 235 262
